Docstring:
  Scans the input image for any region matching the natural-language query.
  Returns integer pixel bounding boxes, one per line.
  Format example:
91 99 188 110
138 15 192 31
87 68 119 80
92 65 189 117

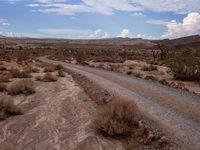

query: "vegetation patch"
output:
0 94 22 120
7 79 35 95
0 83 7 92
142 65 158 71
94 98 139 136
44 66 56 72
0 75 10 83
169 49 200 81
57 70 66 77
36 73 58 82
10 68 31 78
55 64 64 70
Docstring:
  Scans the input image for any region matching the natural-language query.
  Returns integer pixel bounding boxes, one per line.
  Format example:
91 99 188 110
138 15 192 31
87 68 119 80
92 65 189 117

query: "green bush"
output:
169 49 200 81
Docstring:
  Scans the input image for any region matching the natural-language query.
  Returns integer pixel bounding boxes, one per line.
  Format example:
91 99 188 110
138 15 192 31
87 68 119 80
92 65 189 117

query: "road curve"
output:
39 56 200 150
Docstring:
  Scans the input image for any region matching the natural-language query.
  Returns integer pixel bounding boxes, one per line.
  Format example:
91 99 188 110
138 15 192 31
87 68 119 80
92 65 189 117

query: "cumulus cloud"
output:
162 12 200 39
88 29 109 39
117 29 133 38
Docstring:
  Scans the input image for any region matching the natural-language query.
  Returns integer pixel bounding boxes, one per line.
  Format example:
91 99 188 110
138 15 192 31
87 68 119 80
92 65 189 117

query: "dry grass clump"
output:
94 98 139 136
142 65 158 71
0 66 7 71
44 65 56 72
36 73 58 82
7 79 35 95
25 65 40 73
0 75 10 83
10 68 31 78
57 70 66 77
0 83 7 92
0 95 22 120
55 64 64 70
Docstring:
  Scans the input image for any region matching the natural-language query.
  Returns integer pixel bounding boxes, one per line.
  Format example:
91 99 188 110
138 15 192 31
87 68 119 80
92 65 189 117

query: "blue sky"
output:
0 0 200 39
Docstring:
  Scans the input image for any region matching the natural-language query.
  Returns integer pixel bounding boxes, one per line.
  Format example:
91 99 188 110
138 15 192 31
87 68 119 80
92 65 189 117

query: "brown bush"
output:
0 83 7 92
142 65 158 71
94 98 139 136
0 75 10 83
169 49 200 81
0 94 22 120
44 66 55 72
36 73 58 82
126 71 132 75
57 70 66 77
25 66 40 73
7 79 35 95
0 66 7 71
10 68 31 78
55 64 64 70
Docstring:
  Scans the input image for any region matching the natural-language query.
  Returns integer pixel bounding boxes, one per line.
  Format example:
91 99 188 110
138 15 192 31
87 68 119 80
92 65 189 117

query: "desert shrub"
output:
25 66 40 73
133 72 142 78
57 70 66 77
0 95 22 120
17 50 29 62
0 66 7 71
94 98 139 136
44 66 55 72
142 65 158 71
169 49 200 81
126 71 132 75
0 83 7 92
0 75 10 82
55 64 64 70
10 68 31 78
36 73 58 82
7 79 35 95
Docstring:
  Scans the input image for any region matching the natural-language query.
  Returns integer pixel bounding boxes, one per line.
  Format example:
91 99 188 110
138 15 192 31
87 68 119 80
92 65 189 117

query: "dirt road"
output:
39 56 200 150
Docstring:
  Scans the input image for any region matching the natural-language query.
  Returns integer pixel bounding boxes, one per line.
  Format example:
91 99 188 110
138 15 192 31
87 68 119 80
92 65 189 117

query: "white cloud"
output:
117 29 133 38
88 29 109 39
0 19 10 27
7 0 21 4
38 28 90 34
36 4 91 15
162 12 200 39
36 0 66 3
82 0 141 15
146 19 170 25
38 28 110 39
26 0 200 16
132 0 200 14
132 12 144 17
27 0 141 15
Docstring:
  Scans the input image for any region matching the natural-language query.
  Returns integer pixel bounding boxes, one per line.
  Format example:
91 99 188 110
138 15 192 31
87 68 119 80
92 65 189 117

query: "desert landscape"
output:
0 35 200 150
1 0 200 149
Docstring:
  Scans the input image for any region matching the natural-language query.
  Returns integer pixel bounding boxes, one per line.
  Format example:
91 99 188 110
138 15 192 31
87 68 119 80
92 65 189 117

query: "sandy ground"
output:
0 74 125 150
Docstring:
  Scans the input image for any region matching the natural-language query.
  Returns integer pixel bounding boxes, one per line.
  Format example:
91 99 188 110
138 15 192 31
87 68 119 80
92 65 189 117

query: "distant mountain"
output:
0 34 199 50
153 35 200 50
